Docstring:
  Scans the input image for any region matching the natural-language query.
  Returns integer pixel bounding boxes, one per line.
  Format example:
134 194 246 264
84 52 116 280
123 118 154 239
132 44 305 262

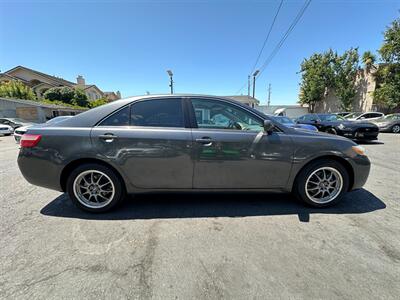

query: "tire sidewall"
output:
66 163 124 213
392 124 400 133
295 159 349 208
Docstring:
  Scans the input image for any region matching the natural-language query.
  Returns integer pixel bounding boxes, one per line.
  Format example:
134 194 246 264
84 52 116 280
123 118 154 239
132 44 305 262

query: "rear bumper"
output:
18 149 63 191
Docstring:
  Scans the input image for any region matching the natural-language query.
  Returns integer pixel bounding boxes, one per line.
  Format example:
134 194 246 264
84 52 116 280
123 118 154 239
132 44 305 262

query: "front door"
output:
189 98 293 189
91 98 193 189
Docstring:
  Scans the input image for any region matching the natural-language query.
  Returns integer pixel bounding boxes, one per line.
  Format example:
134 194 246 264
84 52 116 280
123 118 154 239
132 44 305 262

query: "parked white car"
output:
13 126 29 143
14 116 73 143
345 112 384 121
0 124 13 136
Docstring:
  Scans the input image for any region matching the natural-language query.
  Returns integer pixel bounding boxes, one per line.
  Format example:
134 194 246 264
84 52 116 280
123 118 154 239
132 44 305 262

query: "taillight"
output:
20 134 42 148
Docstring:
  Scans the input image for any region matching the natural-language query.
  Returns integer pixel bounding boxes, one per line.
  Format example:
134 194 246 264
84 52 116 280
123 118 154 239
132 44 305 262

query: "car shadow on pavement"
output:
40 188 385 223
356 140 384 145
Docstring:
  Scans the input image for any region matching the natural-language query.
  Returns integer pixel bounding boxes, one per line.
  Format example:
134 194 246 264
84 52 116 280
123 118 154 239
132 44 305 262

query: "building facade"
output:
314 66 378 113
0 66 121 102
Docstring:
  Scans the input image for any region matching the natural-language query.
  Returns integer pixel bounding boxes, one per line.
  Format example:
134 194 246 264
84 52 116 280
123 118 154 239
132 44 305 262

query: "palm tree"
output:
362 51 376 71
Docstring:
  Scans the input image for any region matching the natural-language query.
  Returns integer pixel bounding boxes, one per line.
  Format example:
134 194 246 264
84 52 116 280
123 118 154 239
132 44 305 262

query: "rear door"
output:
188 98 293 189
90 98 193 189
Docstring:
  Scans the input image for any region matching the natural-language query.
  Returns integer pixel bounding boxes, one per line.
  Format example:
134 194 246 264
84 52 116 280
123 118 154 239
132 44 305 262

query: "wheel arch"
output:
292 155 354 192
60 158 127 193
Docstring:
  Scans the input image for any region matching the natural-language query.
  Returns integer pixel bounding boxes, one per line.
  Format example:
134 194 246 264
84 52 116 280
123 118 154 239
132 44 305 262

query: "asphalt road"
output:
0 133 399 299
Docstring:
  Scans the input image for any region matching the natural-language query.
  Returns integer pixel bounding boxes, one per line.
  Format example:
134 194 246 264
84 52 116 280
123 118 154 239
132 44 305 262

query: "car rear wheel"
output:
66 163 125 213
391 124 400 133
294 159 349 208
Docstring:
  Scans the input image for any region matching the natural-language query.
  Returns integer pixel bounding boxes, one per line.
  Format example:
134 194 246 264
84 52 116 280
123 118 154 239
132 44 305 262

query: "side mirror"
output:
263 120 274 134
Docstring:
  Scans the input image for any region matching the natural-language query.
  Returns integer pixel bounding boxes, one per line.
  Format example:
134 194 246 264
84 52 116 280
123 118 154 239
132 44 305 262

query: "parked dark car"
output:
371 113 400 133
18 95 370 213
296 113 379 141
272 116 318 132
0 117 35 129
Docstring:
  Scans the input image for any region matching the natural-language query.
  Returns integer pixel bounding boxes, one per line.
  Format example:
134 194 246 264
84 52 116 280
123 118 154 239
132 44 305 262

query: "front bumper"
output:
340 128 379 140
348 155 371 190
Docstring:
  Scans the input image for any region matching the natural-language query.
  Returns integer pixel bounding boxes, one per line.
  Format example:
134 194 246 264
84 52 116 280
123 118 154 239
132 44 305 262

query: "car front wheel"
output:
294 159 349 208
391 124 400 133
66 163 125 213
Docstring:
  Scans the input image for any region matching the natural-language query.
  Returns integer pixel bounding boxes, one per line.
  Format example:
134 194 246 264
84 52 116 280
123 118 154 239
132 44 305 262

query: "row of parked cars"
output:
0 116 73 142
271 112 400 141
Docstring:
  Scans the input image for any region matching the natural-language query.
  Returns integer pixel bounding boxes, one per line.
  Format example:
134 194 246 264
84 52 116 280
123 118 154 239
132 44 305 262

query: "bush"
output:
0 81 36 100
44 86 89 107
89 97 108 108
72 89 89 107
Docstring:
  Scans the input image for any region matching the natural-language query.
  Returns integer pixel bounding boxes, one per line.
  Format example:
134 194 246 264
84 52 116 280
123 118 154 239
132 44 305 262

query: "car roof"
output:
54 94 268 128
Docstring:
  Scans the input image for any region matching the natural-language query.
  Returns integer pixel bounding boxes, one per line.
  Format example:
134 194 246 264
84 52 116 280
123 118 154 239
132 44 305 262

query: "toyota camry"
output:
18 95 370 213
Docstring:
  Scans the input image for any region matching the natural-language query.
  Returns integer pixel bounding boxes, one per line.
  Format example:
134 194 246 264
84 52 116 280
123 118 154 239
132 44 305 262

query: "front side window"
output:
100 106 130 126
191 99 263 131
130 99 184 128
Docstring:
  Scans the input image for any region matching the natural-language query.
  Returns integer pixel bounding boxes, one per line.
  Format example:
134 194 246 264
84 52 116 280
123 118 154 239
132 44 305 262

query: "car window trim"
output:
187 96 265 131
95 97 188 129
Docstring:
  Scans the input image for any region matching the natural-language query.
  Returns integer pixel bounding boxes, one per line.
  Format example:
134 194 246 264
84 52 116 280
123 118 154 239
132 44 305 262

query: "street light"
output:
252 70 260 99
167 70 174 94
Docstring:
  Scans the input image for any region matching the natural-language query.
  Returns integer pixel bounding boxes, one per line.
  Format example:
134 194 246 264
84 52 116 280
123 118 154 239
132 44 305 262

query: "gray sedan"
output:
18 95 370 213
371 113 400 133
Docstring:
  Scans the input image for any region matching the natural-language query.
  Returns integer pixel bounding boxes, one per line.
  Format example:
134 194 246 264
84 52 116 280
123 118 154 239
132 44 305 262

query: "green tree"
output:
362 51 376 70
89 97 109 108
379 17 400 63
333 48 360 111
299 49 335 112
374 17 400 109
44 86 89 107
72 88 89 107
0 81 36 100
44 86 74 103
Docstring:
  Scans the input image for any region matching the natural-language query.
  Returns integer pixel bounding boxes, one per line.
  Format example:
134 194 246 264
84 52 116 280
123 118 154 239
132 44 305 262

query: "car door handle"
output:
195 137 213 146
99 134 118 142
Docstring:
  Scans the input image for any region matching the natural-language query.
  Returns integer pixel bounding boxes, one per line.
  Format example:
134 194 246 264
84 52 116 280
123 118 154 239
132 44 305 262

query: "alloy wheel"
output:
305 167 343 204
392 125 400 133
73 170 115 209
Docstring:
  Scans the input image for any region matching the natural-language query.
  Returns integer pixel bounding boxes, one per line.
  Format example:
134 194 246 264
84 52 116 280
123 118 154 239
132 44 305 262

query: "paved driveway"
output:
0 134 399 299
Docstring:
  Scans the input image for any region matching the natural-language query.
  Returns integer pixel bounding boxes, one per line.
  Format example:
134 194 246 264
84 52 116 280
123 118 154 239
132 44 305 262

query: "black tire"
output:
5 133 11 136
391 124 400 133
66 163 125 213
293 159 349 208
326 127 337 135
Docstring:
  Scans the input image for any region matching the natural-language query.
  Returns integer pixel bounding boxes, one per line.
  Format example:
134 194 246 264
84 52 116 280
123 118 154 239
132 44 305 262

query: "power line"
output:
250 0 284 75
235 0 284 95
256 0 312 79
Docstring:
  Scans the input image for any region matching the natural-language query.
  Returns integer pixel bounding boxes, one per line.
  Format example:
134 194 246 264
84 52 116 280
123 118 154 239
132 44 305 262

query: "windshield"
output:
318 114 344 121
344 112 362 119
383 114 400 120
8 118 30 123
46 116 72 124
275 117 294 125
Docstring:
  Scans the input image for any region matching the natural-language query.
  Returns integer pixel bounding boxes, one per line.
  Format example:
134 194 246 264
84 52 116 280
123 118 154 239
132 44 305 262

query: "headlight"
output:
352 145 366 156
338 123 346 130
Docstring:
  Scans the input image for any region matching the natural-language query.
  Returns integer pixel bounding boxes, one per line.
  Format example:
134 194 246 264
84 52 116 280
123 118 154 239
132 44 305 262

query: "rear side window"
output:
99 106 130 126
130 99 184 128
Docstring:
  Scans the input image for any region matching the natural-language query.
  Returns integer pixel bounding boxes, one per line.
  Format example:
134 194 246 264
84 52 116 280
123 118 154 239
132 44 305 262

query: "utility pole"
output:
252 70 260 99
247 75 250 97
267 83 271 106
167 70 174 94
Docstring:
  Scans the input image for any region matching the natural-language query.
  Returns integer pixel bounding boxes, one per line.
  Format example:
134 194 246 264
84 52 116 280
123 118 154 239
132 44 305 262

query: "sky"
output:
0 0 399 105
